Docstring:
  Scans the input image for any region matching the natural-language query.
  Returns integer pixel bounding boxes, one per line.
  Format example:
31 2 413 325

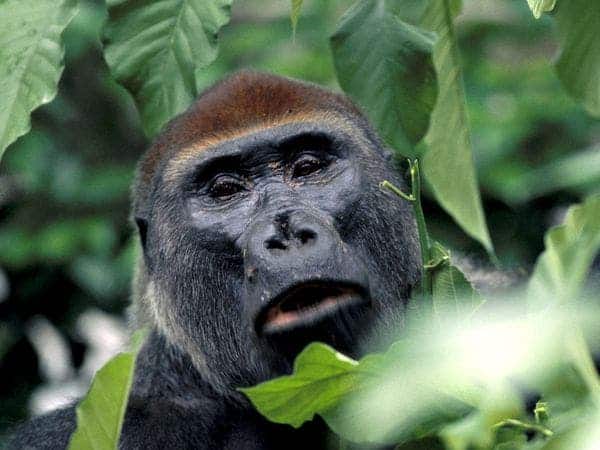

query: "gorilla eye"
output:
208 176 244 199
292 154 325 178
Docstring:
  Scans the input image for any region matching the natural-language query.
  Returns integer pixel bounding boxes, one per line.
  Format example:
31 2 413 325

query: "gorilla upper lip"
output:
255 281 369 336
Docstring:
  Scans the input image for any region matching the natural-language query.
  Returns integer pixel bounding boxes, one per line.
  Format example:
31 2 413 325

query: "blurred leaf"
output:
331 0 438 154
554 0 600 117
290 0 303 36
104 0 233 136
528 194 600 305
68 331 146 450
419 0 494 254
0 0 78 159
526 0 557 19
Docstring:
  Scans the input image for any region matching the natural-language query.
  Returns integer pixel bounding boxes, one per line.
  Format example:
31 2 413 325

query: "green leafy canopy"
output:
103 0 233 137
0 0 78 159
331 0 493 254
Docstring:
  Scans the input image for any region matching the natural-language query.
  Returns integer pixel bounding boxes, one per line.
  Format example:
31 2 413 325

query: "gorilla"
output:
8 71 421 449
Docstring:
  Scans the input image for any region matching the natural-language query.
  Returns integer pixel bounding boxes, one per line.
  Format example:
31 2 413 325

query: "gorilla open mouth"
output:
256 282 369 336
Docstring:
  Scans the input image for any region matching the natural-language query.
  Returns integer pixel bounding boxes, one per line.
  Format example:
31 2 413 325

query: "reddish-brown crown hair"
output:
135 71 363 205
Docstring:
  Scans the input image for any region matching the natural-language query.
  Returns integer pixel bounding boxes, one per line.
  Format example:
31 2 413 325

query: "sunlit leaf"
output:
554 0 600 118
528 194 600 305
68 331 146 450
104 0 233 137
0 0 77 159
526 0 557 19
290 0 303 36
331 0 438 155
419 0 493 254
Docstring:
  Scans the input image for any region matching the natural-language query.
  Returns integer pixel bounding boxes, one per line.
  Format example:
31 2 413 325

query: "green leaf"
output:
290 0 303 36
103 0 233 137
428 243 484 318
0 0 77 159
528 194 600 306
68 331 146 450
240 343 383 429
526 0 557 19
330 0 438 154
419 0 494 254
554 0 600 118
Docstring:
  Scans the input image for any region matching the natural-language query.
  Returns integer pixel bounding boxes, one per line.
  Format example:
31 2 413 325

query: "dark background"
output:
1 0 599 439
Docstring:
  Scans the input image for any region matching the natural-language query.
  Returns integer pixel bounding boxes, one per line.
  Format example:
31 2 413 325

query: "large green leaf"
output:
0 0 77 160
554 0 600 118
240 343 384 429
419 0 494 254
528 195 600 306
526 0 557 19
103 0 233 137
330 0 438 155
68 332 146 450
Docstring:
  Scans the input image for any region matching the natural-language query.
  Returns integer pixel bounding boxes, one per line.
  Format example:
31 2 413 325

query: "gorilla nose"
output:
254 212 332 263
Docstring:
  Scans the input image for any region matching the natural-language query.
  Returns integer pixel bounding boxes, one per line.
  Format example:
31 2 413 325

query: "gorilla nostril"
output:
296 229 316 245
265 238 287 251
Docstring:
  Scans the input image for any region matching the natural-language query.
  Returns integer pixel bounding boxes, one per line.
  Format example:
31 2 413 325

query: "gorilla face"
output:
135 75 421 393
141 118 420 394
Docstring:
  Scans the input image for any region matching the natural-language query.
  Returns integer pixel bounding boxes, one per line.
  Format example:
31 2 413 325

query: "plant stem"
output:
409 159 432 298
380 158 433 300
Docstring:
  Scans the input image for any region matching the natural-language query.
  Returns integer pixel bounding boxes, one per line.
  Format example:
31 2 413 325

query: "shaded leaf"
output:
103 0 233 137
428 243 484 318
0 0 78 159
331 0 438 155
68 331 146 450
419 0 494 254
528 194 600 305
554 0 600 118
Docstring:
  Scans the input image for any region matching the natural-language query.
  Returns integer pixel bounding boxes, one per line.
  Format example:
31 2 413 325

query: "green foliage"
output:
331 0 438 154
554 0 600 118
68 331 146 450
526 0 557 19
419 0 493 254
103 0 233 137
0 0 78 158
528 194 600 305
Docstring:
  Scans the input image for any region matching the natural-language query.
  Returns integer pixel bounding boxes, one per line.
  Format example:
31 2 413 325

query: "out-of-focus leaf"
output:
526 0 557 19
484 146 600 204
0 0 78 159
528 194 600 305
68 331 146 450
104 0 233 137
554 0 600 118
419 0 494 254
331 0 438 155
290 0 303 36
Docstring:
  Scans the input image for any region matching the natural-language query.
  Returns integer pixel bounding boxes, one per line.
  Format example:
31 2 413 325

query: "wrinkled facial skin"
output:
142 120 420 394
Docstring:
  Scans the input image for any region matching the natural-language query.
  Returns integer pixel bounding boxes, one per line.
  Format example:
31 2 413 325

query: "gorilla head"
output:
132 71 421 395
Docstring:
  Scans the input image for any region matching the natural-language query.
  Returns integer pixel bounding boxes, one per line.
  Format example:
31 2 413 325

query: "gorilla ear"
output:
135 217 149 251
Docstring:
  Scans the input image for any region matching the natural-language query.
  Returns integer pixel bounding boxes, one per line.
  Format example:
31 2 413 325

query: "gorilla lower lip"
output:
258 284 367 335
